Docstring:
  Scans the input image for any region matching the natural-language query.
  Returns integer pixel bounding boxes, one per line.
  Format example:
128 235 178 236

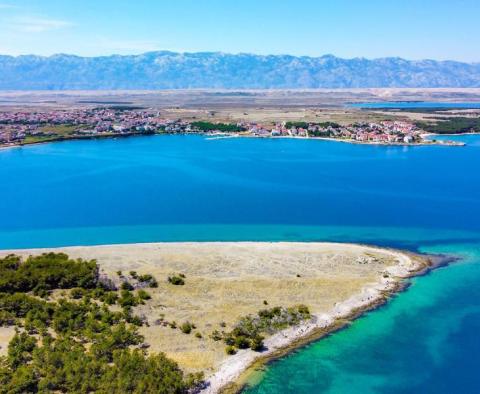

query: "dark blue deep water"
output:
1 134 479 393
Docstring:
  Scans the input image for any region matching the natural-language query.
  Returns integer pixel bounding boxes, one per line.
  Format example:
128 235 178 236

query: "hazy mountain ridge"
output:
1 51 480 89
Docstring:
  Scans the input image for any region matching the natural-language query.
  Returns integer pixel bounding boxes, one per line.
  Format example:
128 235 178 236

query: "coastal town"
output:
0 107 463 147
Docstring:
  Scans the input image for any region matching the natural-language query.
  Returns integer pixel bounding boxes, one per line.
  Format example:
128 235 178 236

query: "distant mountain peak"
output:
0 51 479 89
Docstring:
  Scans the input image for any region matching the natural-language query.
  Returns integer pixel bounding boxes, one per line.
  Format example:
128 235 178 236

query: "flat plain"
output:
2 88 479 126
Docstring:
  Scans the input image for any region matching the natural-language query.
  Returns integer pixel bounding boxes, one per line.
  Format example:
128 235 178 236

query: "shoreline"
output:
0 131 154 150
426 131 480 137
1 130 471 151
201 246 433 394
239 134 465 146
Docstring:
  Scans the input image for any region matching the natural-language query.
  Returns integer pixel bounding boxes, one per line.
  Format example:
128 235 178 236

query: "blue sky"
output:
0 0 479 61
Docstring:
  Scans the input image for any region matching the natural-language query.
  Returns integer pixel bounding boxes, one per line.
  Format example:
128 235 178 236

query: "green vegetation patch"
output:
40 124 78 136
220 305 311 354
416 117 480 134
21 135 63 144
0 253 98 294
168 273 186 286
0 253 203 393
190 121 245 132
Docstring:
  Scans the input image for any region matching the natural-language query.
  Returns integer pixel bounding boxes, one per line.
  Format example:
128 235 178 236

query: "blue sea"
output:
1 134 479 393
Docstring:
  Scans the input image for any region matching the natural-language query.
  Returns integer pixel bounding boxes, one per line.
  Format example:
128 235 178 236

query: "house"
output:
271 129 281 136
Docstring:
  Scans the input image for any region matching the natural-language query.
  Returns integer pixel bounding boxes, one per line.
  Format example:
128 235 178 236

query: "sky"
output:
0 0 479 62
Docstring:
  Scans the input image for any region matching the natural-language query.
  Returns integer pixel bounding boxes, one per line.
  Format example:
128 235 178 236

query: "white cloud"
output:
9 16 72 33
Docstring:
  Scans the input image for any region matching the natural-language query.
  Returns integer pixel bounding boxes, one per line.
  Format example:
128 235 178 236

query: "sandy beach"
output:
0 242 429 392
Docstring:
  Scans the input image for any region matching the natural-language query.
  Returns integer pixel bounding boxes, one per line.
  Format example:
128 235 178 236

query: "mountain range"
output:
1 51 480 89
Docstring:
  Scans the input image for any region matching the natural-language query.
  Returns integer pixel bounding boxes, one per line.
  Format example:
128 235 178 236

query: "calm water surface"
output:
0 134 479 393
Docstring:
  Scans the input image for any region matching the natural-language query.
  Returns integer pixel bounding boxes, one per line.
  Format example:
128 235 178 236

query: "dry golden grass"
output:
1 242 400 374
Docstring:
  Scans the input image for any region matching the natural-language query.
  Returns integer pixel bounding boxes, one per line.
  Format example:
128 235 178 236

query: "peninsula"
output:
0 242 431 393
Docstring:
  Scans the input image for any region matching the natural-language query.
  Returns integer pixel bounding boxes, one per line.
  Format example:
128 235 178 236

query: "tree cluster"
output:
190 121 245 133
218 304 311 354
416 117 480 134
0 253 98 294
0 253 203 393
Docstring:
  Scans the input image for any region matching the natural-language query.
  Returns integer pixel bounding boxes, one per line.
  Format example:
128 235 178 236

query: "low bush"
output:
137 289 151 300
120 281 134 291
168 275 185 286
180 321 193 334
225 346 236 355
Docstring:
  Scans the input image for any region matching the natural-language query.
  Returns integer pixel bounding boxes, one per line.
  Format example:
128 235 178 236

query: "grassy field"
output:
20 125 80 144
40 124 78 135
159 107 397 125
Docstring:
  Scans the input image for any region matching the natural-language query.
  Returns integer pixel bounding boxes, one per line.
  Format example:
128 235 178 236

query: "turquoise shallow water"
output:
0 134 479 392
244 243 480 394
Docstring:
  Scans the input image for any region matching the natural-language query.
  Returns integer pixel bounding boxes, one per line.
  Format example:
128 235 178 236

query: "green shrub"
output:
210 330 222 341
137 274 158 288
8 332 37 368
0 310 16 326
70 288 85 299
120 281 134 291
101 291 118 305
180 321 193 334
225 346 236 355
258 306 281 319
33 285 50 299
297 304 310 315
249 334 265 351
129 271 138 279
137 289 151 300
90 287 106 299
118 290 139 308
168 276 185 286
224 334 235 346
234 335 250 349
